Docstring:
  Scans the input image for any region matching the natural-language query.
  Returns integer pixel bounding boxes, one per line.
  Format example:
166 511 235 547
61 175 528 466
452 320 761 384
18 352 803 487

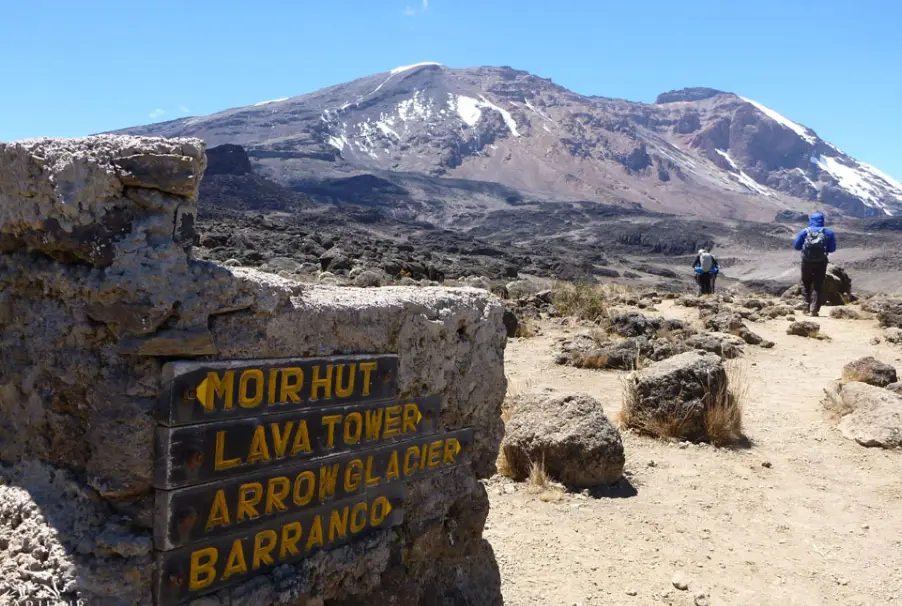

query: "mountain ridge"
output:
111 63 901 220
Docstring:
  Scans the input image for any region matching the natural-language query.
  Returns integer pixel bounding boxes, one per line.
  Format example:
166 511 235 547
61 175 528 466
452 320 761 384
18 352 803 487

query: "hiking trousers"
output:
697 272 714 295
801 260 828 314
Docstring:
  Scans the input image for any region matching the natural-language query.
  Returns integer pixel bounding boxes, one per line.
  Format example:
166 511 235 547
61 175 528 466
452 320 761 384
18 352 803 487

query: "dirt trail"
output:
486 300 902 606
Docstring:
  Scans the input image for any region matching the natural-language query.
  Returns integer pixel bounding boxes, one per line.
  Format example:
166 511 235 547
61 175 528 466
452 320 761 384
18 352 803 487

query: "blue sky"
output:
1 0 900 178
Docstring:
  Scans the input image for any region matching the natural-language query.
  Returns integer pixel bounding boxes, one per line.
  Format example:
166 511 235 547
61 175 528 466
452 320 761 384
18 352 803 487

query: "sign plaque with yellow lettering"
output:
154 395 443 488
152 354 474 606
157 355 399 426
154 485 407 605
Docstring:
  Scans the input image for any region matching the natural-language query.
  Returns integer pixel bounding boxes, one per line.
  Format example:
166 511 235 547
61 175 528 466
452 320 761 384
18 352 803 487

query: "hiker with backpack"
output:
793 212 837 317
692 248 719 295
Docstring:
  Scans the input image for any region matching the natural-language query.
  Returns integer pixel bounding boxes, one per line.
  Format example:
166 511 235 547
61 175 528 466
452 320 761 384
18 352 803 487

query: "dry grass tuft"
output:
703 360 747 446
617 376 695 438
578 353 610 369
526 458 551 492
497 445 514 478
553 282 611 323
524 457 564 501
515 317 538 338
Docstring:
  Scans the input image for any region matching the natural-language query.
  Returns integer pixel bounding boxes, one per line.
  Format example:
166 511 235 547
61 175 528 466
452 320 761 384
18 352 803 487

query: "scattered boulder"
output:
621 351 740 443
610 312 659 337
460 276 491 290
885 328 902 344
682 332 745 359
319 247 351 272
506 280 540 300
262 256 302 274
352 270 383 288
703 312 771 347
787 321 821 338
560 337 654 370
762 305 796 319
782 267 854 307
609 312 683 338
822 265 854 305
823 381 902 448
741 299 766 310
878 302 902 328
842 357 898 388
830 307 862 320
501 392 625 487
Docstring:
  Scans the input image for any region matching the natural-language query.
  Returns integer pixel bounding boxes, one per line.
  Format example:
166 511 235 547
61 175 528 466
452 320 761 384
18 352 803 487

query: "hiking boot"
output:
810 310 819 317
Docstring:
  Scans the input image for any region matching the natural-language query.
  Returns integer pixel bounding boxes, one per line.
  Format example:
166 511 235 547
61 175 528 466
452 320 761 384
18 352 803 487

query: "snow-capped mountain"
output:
113 64 901 220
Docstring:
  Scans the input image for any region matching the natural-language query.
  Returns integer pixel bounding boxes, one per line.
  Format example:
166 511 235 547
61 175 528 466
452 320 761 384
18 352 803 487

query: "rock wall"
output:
0 136 506 605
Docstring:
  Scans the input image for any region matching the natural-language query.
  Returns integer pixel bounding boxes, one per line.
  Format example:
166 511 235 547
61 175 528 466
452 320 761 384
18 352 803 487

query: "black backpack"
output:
802 227 827 262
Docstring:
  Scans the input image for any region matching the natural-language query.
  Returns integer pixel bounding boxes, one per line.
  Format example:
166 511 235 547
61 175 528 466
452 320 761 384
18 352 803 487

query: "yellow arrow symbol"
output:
415 407 423 425
195 377 214 410
451 439 461 456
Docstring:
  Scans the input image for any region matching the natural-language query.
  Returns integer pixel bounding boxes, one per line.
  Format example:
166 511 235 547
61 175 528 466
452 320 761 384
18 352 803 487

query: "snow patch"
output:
327 135 348 151
376 118 400 139
453 95 482 127
448 94 519 137
254 97 288 106
390 62 443 75
795 167 818 189
397 90 434 122
525 99 551 122
542 124 551 133
478 95 520 137
739 96 817 145
811 154 892 213
715 149 775 197
859 162 902 195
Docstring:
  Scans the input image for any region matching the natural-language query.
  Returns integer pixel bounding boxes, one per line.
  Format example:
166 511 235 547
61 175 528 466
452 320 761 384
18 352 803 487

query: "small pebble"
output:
672 571 690 591
695 593 710 606
761 461 772 468
625 589 638 596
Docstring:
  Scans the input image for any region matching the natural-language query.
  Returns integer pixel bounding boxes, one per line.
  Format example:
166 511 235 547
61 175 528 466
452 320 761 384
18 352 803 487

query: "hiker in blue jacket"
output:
793 212 837 317
692 248 719 295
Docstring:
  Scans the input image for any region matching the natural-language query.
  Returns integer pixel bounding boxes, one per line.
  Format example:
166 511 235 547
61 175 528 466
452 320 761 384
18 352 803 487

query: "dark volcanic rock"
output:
787 320 821 338
842 357 898 388
621 351 734 442
205 144 253 176
656 87 726 104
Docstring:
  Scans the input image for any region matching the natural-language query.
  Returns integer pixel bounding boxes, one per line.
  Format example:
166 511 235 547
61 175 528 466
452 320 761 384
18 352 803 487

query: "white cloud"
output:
403 0 428 16
148 108 166 120
178 104 190 114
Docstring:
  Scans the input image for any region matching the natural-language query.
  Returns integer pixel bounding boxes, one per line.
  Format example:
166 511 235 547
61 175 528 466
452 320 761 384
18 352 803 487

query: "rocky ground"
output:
485 291 902 606
192 145 902 295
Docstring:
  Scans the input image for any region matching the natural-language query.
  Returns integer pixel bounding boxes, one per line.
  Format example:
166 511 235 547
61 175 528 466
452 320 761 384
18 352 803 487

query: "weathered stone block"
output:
0 135 505 606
